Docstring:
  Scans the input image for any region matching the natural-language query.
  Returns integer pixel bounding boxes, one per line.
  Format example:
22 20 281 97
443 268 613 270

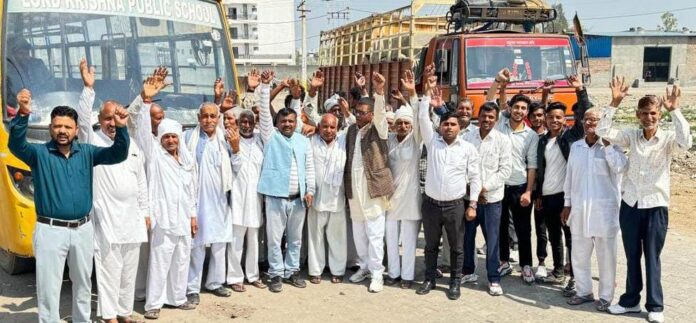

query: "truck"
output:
318 0 589 117
0 0 240 274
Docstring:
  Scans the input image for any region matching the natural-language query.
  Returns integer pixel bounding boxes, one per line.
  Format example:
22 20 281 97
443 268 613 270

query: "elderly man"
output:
344 72 394 293
599 78 693 323
461 102 512 296
128 70 198 320
75 59 148 323
385 71 422 289
257 70 316 293
9 88 129 323
416 82 481 300
226 109 267 292
184 102 235 305
561 107 627 310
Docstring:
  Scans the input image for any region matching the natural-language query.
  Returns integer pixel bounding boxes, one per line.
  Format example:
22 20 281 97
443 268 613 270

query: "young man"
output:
257 70 316 293
344 72 395 293
462 102 511 296
76 58 148 323
9 89 129 323
417 80 481 300
562 107 627 311
488 69 539 283
599 78 693 323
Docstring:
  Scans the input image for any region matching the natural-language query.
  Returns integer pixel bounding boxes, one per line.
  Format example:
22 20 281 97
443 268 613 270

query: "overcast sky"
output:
289 0 696 51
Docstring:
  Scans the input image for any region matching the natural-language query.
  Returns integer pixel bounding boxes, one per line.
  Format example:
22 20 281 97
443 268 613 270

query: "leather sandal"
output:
331 276 343 284
230 283 246 293
309 275 322 284
250 280 267 289
143 309 160 320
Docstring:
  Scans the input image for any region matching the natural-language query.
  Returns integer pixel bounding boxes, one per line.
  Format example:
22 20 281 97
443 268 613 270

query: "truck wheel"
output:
0 248 34 275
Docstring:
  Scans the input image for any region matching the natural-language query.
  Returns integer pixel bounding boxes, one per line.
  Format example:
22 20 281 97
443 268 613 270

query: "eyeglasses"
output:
355 110 371 117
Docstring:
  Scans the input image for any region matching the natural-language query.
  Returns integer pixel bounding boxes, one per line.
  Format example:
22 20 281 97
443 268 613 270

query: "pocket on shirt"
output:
593 158 610 175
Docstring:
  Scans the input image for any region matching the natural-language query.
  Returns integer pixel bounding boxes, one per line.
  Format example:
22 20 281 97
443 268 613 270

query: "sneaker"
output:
541 269 565 284
144 309 160 320
498 262 513 277
607 304 641 315
648 311 664 323
208 286 232 297
283 273 307 288
384 276 401 286
349 268 371 283
461 273 479 284
186 293 200 305
596 299 611 312
477 243 486 255
488 283 503 296
509 249 519 263
368 276 384 293
562 278 577 297
534 265 548 280
522 265 535 284
268 276 283 293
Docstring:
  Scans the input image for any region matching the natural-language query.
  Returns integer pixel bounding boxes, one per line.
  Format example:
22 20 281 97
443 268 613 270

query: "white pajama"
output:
187 243 227 294
145 227 192 311
94 241 140 319
385 219 420 281
307 209 348 276
227 225 261 284
352 214 386 276
134 240 150 301
571 236 618 301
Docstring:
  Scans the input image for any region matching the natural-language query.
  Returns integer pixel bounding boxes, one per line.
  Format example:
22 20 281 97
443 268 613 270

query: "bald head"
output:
150 103 165 136
98 100 123 140
319 113 338 143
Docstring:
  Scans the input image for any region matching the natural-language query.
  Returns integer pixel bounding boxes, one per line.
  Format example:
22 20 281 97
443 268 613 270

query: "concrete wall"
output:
610 36 695 86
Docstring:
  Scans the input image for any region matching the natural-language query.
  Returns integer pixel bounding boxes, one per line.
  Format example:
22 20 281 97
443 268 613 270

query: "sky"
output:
289 0 696 51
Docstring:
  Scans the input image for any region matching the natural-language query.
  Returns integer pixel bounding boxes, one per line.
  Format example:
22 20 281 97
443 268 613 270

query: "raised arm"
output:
401 69 421 144
567 75 591 137
92 112 129 166
258 70 274 144
77 58 96 143
661 85 694 151
372 72 389 140
596 76 631 148
418 95 434 145
303 70 324 127
129 67 169 161
8 90 38 167
604 143 628 174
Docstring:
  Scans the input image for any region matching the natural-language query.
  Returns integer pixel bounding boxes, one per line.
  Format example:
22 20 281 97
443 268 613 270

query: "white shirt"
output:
311 133 347 213
77 87 148 244
387 103 423 221
496 114 539 186
458 123 479 138
129 95 197 237
542 137 566 195
231 135 264 228
564 139 627 238
418 97 481 202
348 94 391 221
597 106 693 208
463 128 512 203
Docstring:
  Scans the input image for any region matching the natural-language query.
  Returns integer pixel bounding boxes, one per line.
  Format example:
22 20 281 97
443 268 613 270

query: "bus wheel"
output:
0 248 34 275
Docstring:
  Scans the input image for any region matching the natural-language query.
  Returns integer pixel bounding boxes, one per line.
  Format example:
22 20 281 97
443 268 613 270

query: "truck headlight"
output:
7 166 34 201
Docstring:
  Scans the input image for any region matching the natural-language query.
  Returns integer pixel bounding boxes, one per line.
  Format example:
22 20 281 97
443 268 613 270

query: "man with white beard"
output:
128 69 198 320
184 102 234 305
75 59 149 323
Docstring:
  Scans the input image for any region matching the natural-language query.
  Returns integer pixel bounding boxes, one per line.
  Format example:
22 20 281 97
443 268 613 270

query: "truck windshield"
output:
3 0 234 133
465 38 575 89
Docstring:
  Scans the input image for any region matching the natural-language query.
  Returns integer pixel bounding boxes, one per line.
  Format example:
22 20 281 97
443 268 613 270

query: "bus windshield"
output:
465 37 575 89
3 0 235 134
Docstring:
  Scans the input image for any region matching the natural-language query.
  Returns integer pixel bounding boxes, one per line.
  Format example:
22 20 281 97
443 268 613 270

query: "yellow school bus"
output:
0 0 239 274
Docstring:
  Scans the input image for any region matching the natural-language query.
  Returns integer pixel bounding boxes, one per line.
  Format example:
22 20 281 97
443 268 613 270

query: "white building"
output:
224 0 296 65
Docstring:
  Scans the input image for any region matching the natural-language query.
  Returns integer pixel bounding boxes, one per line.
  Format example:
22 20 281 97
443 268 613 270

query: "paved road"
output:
1 228 694 322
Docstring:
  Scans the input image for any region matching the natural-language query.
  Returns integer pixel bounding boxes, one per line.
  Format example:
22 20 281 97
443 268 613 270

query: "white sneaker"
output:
607 304 641 315
461 273 479 284
535 265 548 279
368 276 383 293
488 283 503 296
522 265 535 284
349 268 371 283
510 249 519 263
648 311 664 323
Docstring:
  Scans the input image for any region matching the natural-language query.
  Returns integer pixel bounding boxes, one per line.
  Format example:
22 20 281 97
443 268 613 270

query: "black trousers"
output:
534 201 548 264
538 192 568 272
422 196 465 281
500 184 533 267
618 202 668 312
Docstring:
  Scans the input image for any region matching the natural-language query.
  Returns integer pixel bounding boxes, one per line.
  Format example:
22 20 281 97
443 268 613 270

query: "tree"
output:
661 12 678 32
549 3 569 33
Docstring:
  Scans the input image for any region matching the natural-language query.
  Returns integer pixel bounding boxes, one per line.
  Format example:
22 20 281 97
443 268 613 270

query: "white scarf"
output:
186 125 233 193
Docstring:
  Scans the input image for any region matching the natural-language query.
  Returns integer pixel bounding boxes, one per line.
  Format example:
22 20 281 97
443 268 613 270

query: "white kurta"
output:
386 116 422 220
230 135 264 228
564 139 627 238
311 133 347 213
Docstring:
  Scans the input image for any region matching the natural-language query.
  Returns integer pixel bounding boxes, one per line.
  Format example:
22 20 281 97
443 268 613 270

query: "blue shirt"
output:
8 115 130 220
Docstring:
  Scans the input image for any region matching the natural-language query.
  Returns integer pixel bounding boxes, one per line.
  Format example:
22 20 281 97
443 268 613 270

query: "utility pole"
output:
298 1 310 85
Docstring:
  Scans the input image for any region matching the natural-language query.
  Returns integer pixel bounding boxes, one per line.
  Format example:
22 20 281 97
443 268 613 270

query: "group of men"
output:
8 57 691 323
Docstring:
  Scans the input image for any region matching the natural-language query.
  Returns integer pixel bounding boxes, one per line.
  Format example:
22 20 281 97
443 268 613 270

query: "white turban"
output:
385 111 395 121
157 118 193 165
230 106 244 119
324 94 340 112
394 105 414 123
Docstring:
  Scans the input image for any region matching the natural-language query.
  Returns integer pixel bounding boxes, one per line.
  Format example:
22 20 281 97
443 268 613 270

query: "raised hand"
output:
310 70 325 89
609 76 629 107
288 78 302 99
354 72 366 89
226 128 240 153
113 106 130 127
567 75 583 90
495 68 511 84
79 58 95 89
429 86 445 108
338 97 350 116
424 63 437 94
372 72 386 95
661 85 681 112
220 90 237 112
260 70 275 85
16 89 32 116
391 89 405 103
213 78 224 102
142 67 169 100
247 68 261 90
401 70 416 96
